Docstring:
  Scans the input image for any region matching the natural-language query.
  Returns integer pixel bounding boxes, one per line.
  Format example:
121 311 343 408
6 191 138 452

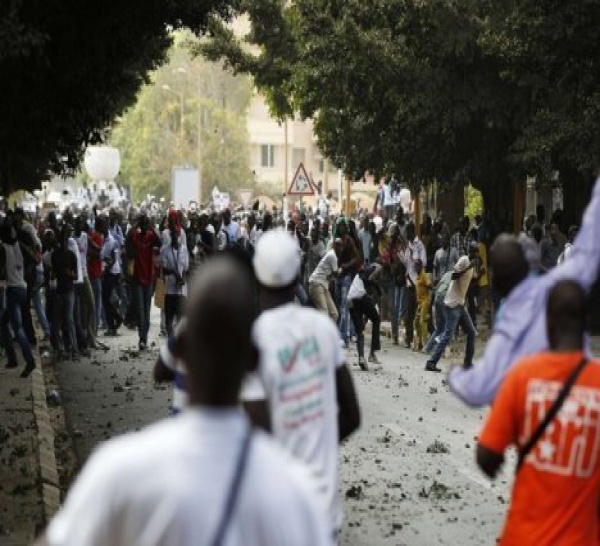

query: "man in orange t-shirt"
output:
477 280 600 546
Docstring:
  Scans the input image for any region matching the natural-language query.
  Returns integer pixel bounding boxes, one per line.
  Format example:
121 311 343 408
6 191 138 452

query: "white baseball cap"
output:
454 255 471 273
253 229 300 288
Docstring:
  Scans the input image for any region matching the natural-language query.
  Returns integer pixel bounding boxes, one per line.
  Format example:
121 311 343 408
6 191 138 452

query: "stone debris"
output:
419 481 461 501
345 485 364 500
426 440 449 454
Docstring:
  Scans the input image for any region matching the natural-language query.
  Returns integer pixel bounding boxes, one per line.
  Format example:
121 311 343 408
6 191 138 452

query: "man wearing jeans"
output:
425 256 475 373
1 219 36 378
131 212 160 350
51 227 79 359
309 238 342 322
424 270 453 354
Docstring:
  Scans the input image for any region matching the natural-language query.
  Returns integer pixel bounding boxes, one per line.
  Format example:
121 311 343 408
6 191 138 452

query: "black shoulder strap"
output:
212 428 253 546
517 357 588 472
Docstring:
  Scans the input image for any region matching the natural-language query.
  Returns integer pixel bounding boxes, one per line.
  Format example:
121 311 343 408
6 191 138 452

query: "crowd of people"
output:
0 193 580 384
2 177 597 545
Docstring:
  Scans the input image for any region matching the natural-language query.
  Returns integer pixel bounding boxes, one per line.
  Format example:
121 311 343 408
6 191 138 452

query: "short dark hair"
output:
184 256 256 406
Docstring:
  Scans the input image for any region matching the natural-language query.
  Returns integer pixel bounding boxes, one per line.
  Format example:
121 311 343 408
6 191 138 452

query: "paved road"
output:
57 308 512 545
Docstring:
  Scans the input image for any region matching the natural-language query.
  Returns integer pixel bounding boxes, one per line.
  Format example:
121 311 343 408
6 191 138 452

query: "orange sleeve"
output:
478 365 522 454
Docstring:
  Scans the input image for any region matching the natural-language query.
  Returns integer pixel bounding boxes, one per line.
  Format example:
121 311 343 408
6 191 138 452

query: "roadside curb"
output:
31 354 61 524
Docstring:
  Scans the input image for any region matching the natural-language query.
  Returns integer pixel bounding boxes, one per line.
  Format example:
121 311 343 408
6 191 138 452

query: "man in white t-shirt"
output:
242 230 361 535
38 256 331 546
153 319 188 415
424 255 475 373
308 238 342 322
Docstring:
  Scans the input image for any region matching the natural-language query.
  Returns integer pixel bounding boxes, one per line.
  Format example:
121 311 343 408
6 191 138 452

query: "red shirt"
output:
131 229 159 286
87 231 103 279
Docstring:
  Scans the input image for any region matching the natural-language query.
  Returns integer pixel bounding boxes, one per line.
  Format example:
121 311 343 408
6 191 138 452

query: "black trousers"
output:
165 294 186 337
21 284 36 346
102 273 122 330
349 295 381 358
403 286 417 345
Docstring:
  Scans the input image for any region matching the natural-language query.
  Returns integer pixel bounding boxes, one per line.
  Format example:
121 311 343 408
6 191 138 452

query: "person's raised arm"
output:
448 331 514 407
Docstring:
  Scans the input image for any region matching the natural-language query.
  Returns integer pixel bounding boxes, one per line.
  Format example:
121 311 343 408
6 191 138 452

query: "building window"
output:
260 144 275 167
292 147 306 167
319 159 324 173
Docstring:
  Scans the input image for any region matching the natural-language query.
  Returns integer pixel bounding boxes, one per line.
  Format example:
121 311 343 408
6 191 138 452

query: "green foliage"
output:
199 0 600 226
110 38 253 203
464 184 483 220
0 0 232 194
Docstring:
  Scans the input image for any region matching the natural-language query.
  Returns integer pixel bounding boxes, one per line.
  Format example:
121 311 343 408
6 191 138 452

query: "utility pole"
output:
283 119 289 220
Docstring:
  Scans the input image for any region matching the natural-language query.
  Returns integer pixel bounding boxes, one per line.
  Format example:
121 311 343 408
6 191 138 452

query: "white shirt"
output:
241 304 345 532
162 244 189 296
21 222 43 273
101 233 122 275
3 242 26 289
403 237 427 286
223 221 240 246
76 232 88 278
444 258 473 308
383 184 393 206
433 246 459 282
309 250 338 288
158 334 187 414
161 229 187 250
68 238 83 284
46 409 331 546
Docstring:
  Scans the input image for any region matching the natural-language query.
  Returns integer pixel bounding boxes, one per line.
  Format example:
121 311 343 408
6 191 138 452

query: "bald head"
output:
490 234 529 298
183 256 257 407
547 280 586 350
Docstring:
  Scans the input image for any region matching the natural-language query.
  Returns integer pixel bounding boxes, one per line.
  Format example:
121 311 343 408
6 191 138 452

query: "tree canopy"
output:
0 0 232 194
200 0 600 226
110 37 253 202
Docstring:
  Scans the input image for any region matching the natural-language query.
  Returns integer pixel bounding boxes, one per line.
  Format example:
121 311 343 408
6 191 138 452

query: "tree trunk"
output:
437 179 464 228
561 166 593 228
478 178 513 238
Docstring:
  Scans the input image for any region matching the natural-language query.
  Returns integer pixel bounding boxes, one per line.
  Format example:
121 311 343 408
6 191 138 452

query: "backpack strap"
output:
212 427 253 546
517 357 588 471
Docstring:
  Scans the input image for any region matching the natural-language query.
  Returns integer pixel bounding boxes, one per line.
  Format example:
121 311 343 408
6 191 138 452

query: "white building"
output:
247 94 339 194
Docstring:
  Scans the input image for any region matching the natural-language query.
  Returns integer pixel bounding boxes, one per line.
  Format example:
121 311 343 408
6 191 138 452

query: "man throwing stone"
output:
450 177 600 406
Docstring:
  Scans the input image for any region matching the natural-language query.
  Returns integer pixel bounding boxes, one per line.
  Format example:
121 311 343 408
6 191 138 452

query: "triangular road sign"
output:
287 163 316 196
239 189 253 208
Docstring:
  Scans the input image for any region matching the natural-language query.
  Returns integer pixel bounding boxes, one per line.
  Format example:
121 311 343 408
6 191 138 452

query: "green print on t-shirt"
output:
278 337 320 373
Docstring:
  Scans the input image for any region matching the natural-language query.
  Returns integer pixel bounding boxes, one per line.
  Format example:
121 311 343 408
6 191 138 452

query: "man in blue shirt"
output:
449 177 600 407
222 209 240 248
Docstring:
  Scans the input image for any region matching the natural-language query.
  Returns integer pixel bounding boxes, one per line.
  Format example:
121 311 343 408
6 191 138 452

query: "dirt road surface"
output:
55 310 512 545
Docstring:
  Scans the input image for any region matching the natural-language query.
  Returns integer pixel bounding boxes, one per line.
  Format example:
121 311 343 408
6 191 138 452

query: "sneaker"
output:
392 337 399 346
358 357 369 371
79 348 91 357
368 353 380 365
425 363 442 373
105 329 119 337
5 361 18 369
139 341 147 351
20 361 36 378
